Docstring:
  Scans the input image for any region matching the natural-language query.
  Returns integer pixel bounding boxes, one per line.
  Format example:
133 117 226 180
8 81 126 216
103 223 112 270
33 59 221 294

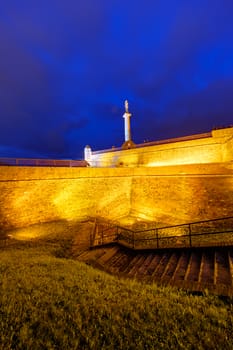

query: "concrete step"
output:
152 252 172 280
185 251 202 283
74 249 94 261
71 248 89 259
214 249 231 286
160 252 180 283
74 244 233 296
121 253 143 274
136 253 155 276
77 247 106 262
146 254 163 275
110 252 133 272
96 245 120 265
128 255 148 277
199 250 215 285
172 251 190 282
107 250 132 271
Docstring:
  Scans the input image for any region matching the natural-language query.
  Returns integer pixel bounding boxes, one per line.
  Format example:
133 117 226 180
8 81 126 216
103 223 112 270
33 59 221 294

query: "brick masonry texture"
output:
0 164 232 237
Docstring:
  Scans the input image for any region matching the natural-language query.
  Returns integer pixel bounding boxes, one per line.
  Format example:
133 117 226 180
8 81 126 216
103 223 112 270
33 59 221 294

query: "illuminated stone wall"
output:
130 163 233 226
0 163 232 237
89 127 233 167
0 167 132 231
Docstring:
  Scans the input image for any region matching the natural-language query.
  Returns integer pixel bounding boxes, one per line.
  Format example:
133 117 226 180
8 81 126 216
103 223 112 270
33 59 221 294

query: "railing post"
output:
90 227 93 248
90 218 97 247
90 231 92 248
189 224 192 247
156 229 159 249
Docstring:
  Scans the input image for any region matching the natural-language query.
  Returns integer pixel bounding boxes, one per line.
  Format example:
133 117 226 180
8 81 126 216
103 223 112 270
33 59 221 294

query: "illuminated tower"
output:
84 145 92 162
122 100 135 149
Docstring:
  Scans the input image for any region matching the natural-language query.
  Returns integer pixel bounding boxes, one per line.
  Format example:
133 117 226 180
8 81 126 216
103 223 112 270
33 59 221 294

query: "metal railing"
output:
0 158 89 167
92 216 233 250
91 224 118 247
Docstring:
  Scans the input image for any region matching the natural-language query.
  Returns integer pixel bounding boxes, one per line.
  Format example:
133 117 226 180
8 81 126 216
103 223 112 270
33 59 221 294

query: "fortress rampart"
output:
88 127 233 167
0 163 233 237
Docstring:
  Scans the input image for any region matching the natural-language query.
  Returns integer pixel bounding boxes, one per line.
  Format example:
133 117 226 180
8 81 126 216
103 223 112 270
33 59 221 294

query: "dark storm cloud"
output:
0 1 233 158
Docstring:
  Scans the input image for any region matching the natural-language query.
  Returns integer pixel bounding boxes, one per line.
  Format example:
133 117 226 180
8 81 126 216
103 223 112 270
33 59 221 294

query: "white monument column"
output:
123 100 132 142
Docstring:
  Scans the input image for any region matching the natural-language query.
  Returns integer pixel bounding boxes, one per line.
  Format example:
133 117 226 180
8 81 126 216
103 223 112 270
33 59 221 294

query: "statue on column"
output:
122 99 135 150
125 100 129 113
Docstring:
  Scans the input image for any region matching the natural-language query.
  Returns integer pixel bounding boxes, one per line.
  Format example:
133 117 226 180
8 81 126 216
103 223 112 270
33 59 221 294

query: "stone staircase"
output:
73 244 233 296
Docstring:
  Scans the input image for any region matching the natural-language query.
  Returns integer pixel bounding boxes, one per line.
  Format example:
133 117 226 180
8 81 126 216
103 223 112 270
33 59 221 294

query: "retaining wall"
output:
0 163 232 238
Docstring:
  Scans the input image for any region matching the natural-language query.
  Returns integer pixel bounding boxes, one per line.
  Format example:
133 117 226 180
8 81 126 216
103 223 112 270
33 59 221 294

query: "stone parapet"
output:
89 127 233 167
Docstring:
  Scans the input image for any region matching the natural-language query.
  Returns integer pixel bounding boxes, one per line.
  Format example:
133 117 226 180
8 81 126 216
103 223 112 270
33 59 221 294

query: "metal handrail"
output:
132 216 233 233
132 229 233 247
94 216 233 249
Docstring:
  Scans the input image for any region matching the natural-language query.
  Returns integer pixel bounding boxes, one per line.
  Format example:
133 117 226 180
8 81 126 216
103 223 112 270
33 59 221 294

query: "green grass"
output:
0 240 233 349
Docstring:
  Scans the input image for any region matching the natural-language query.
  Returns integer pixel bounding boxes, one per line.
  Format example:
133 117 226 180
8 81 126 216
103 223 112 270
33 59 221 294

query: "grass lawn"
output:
0 240 233 349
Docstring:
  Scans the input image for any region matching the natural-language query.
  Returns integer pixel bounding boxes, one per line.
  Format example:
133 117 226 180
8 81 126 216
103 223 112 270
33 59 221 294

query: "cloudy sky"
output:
0 0 233 159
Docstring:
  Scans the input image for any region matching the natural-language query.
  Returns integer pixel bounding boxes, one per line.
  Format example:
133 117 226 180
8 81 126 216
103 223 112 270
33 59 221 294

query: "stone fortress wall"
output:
0 122 232 239
0 163 233 238
0 167 132 231
87 127 233 167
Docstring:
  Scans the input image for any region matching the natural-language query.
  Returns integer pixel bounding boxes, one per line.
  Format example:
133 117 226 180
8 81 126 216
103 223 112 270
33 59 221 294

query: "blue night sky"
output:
0 0 233 159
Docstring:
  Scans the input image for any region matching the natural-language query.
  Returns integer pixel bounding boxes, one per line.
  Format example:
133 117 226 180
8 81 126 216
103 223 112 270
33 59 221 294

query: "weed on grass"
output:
0 242 232 349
